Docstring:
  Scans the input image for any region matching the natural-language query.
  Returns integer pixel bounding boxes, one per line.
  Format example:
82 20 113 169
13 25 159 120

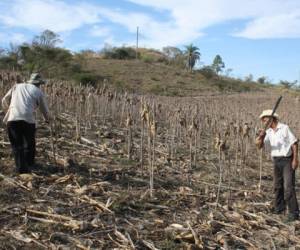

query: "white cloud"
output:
1 0 300 50
126 0 300 40
96 8 203 48
233 13 300 39
0 32 27 44
90 26 111 37
0 0 101 32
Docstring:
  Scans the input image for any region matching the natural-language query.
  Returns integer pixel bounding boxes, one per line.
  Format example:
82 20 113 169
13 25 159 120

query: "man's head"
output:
27 73 46 86
259 109 279 126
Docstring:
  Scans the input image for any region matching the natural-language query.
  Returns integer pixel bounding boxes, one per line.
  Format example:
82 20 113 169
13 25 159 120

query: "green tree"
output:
245 74 254 82
162 46 183 65
25 30 70 74
184 44 200 72
0 43 22 70
279 80 297 88
0 30 75 78
0 47 5 56
198 66 216 79
257 76 267 84
211 54 225 75
32 29 61 48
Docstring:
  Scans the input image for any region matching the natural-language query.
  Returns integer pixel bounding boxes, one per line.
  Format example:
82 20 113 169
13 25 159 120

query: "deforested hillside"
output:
0 30 276 97
83 57 266 96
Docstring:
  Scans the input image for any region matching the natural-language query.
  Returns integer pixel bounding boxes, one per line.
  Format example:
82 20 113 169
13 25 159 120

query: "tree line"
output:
0 29 298 89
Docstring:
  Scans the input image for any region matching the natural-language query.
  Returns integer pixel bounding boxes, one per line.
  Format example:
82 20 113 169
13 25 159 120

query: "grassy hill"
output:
83 57 267 96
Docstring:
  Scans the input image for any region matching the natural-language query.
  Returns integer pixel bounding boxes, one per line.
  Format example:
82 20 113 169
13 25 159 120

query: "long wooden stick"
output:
263 96 282 131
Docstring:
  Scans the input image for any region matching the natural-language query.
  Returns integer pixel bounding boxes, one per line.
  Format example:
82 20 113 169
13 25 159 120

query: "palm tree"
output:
184 44 200 72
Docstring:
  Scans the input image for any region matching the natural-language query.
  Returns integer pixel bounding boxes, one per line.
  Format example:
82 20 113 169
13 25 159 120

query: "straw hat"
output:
27 73 46 85
259 109 279 119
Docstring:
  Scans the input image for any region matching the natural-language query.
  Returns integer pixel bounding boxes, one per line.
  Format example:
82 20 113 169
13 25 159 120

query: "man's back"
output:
3 83 48 124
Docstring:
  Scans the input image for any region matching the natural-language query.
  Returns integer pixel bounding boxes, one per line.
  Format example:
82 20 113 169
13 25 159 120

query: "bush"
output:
213 79 253 92
102 47 138 60
73 72 103 86
70 63 82 73
114 80 126 90
148 84 165 94
198 66 216 79
141 54 155 63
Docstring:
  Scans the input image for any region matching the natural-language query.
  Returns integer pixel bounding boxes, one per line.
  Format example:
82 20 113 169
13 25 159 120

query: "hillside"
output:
84 58 267 96
0 40 283 96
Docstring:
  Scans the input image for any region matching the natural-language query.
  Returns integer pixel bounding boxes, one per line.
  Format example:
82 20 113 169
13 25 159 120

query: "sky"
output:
0 0 300 83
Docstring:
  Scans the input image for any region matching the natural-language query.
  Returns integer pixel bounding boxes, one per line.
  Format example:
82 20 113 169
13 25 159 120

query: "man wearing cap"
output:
256 109 299 222
2 73 50 174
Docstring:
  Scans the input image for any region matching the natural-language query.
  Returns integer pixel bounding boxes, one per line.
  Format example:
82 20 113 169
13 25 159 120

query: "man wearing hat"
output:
256 109 299 221
2 73 50 174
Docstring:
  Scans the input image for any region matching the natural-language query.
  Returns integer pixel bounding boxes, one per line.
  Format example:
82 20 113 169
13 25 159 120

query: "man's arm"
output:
38 93 50 122
255 130 266 149
1 88 13 111
285 126 298 170
291 142 298 170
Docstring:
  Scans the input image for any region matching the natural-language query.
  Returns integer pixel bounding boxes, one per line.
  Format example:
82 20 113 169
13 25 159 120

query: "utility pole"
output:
136 26 139 59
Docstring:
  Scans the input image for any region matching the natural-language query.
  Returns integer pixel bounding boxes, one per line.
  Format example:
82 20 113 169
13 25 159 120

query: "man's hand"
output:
292 158 299 170
257 129 266 139
291 142 298 170
44 114 52 124
255 129 266 149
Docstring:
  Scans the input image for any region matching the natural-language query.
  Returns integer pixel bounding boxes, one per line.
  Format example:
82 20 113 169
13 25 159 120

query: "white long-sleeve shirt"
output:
2 83 49 124
264 122 298 157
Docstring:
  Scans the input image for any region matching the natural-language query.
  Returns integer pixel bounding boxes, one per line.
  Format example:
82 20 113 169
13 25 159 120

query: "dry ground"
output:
1 100 300 250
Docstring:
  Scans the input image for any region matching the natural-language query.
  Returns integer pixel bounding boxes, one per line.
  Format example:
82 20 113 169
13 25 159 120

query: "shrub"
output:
198 66 216 79
141 54 155 63
149 84 165 94
70 63 82 73
73 72 103 86
102 47 139 60
114 80 126 90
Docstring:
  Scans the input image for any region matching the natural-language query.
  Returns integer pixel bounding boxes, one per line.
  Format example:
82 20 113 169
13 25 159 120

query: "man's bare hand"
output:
258 129 266 139
292 159 299 170
44 114 52 124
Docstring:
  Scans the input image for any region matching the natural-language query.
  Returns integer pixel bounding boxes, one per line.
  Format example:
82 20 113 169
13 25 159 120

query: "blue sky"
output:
1 0 300 83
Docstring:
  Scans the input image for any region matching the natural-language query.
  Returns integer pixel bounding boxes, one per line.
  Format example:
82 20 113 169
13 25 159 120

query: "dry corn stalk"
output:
140 102 149 170
126 114 133 159
215 133 229 208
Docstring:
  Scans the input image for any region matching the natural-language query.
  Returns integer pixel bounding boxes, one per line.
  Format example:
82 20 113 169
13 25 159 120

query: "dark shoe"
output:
274 210 285 215
271 207 285 215
284 214 299 223
18 169 31 174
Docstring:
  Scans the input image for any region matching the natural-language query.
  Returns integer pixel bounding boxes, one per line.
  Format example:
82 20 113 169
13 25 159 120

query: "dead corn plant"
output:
214 132 229 208
188 115 199 169
140 101 149 170
149 119 157 197
126 113 133 160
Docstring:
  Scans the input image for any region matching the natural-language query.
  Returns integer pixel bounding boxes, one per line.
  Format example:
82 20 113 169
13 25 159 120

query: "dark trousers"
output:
7 120 36 173
273 157 299 217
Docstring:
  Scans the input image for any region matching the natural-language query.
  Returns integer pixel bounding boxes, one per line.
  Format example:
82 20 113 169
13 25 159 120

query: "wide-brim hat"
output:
259 109 279 119
27 73 46 85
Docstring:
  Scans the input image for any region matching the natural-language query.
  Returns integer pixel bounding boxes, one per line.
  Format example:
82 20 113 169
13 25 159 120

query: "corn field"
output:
1 71 300 249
